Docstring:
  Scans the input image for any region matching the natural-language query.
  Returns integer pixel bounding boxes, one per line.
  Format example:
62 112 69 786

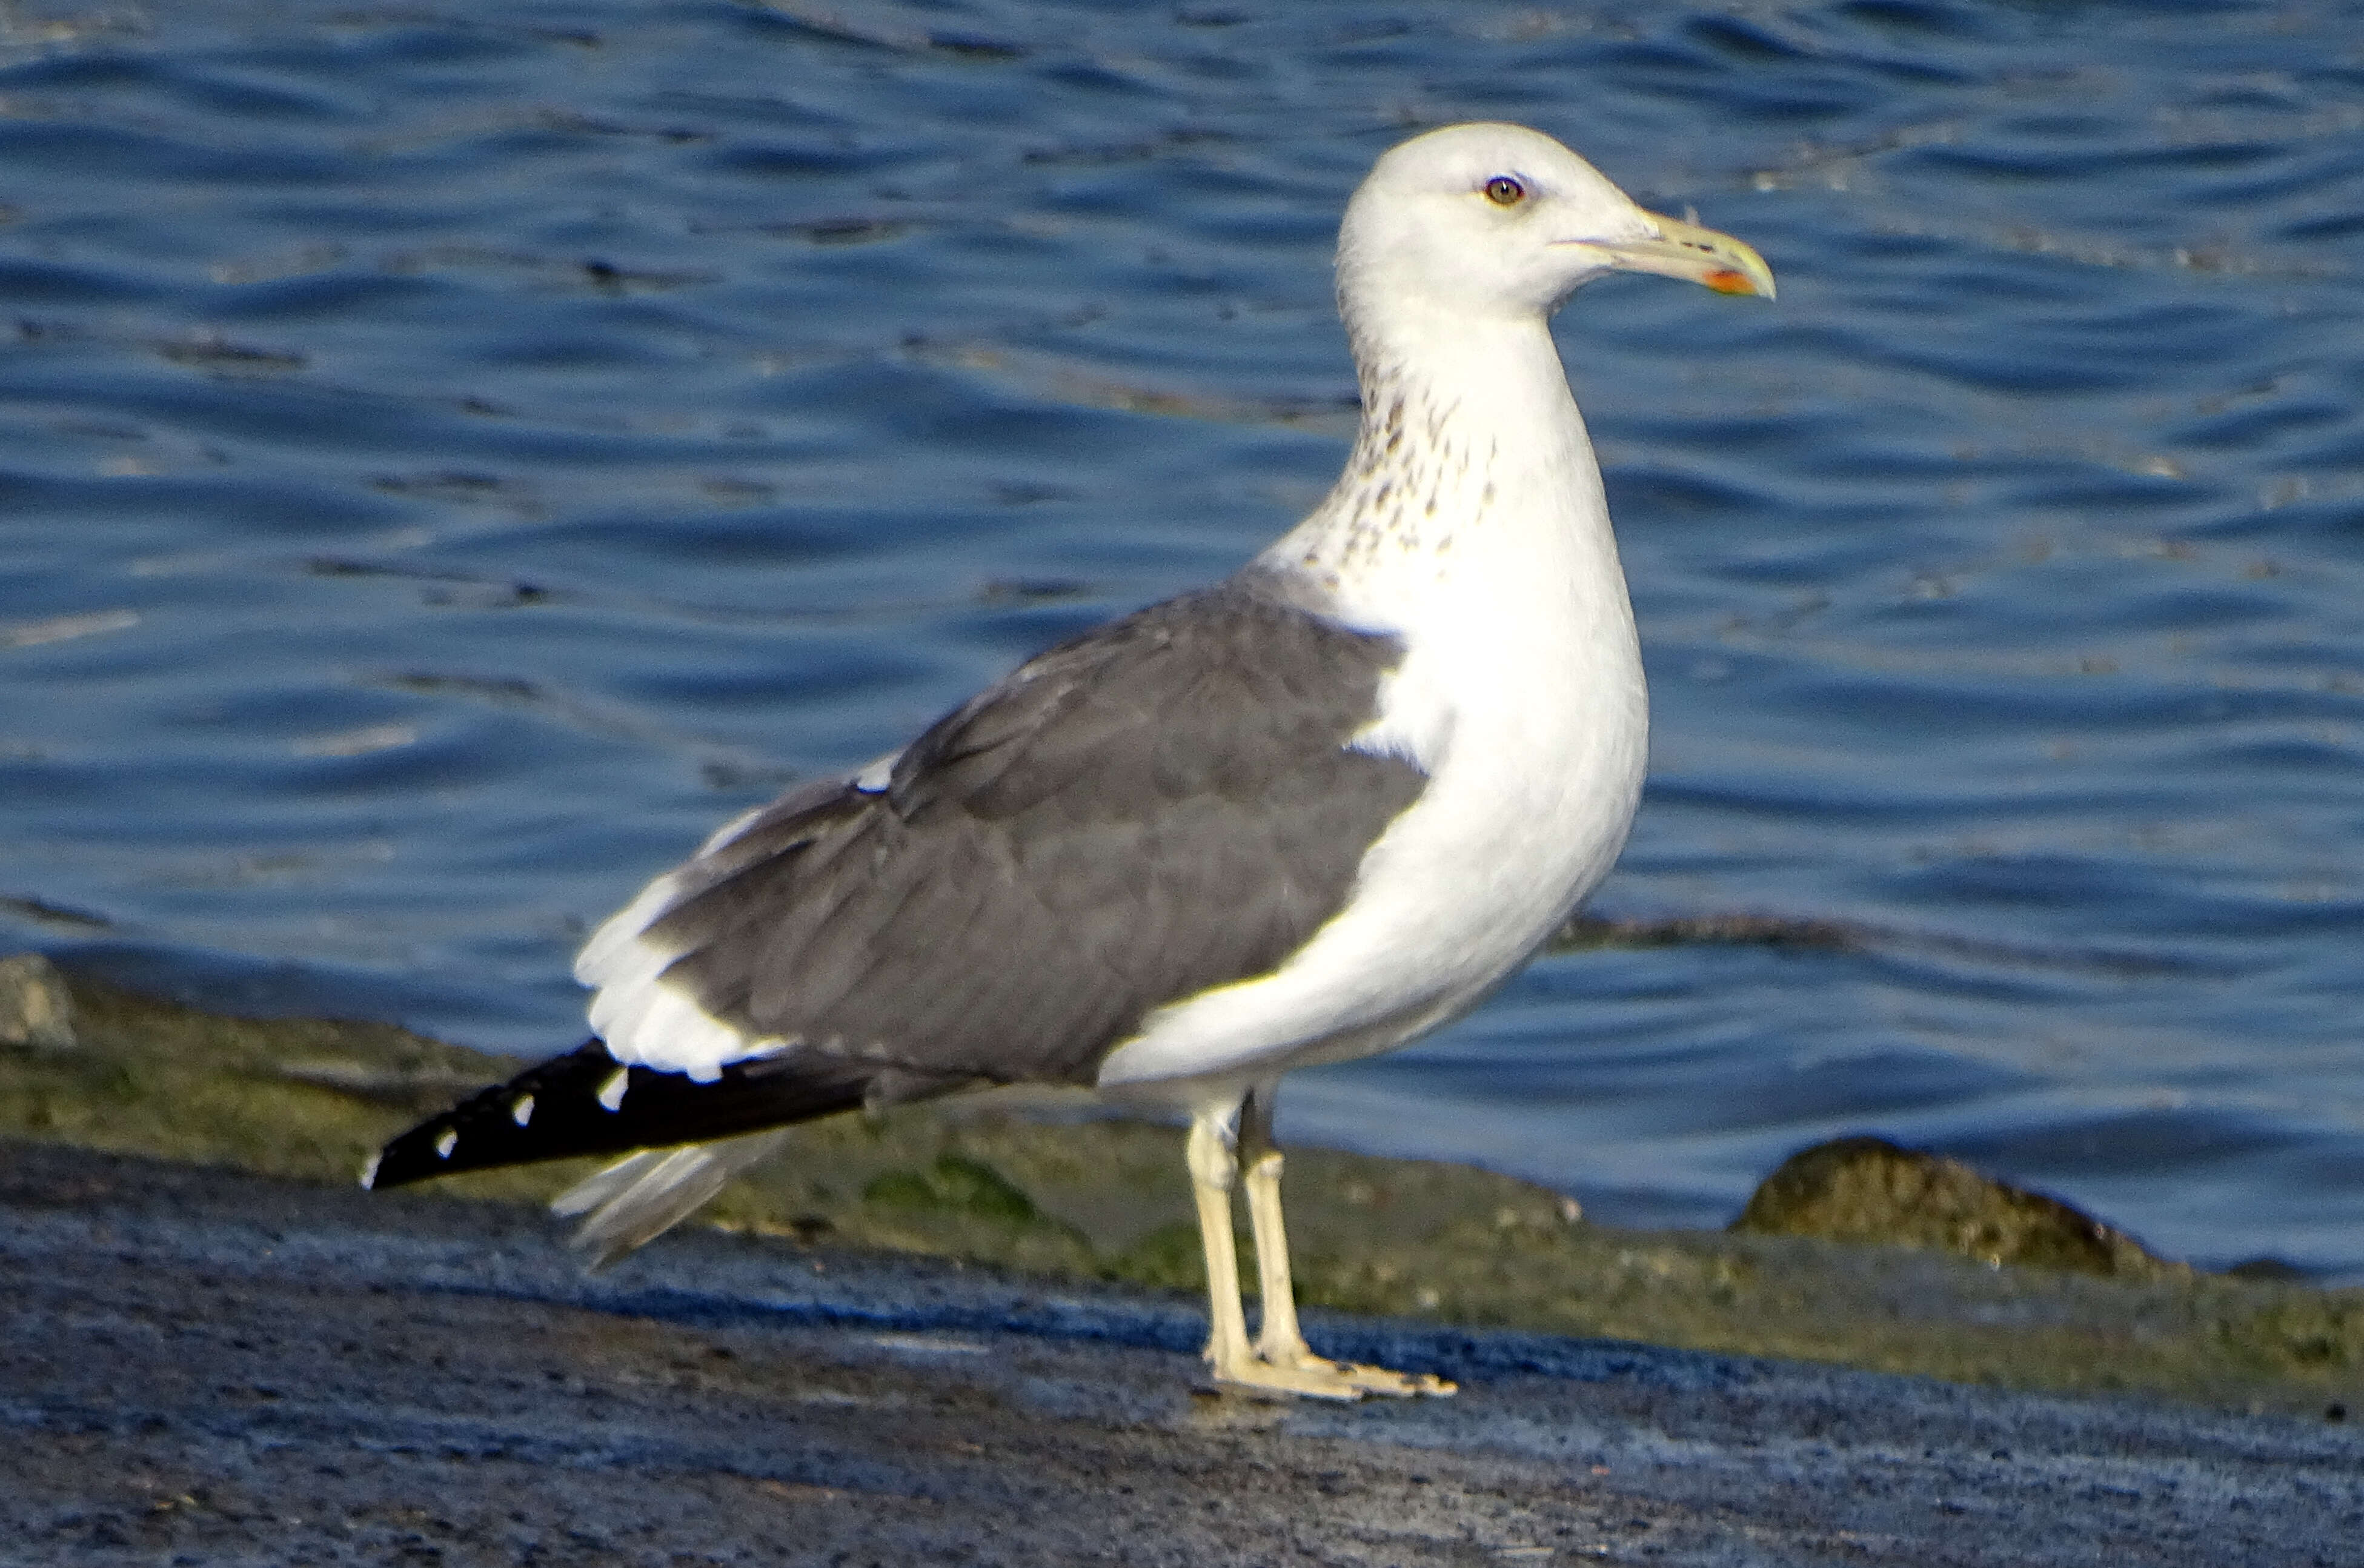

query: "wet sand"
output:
7 1139 2363 1567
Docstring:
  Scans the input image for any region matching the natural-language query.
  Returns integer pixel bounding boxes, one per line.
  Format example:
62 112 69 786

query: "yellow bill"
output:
1590 212 1776 299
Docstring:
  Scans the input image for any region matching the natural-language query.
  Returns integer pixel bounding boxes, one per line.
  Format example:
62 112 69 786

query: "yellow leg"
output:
1231 1090 1454 1400
1237 1089 1313 1367
1186 1112 1255 1381
1187 1107 1395 1400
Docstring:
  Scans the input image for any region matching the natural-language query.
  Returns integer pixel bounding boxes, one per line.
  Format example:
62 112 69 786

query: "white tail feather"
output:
551 1128 795 1267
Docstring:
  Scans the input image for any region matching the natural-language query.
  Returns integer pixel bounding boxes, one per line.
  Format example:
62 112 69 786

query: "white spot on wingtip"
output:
359 1152 381 1189
597 1068 629 1112
434 1129 458 1160
512 1092 535 1126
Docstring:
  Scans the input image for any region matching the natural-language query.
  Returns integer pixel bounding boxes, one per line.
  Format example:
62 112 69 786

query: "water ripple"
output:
1 0 2360 1276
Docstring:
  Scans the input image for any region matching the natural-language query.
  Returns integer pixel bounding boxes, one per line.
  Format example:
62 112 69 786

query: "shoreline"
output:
2 952 2358 1420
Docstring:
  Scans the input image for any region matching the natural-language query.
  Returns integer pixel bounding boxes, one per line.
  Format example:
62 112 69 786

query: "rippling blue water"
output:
3 0 2360 1275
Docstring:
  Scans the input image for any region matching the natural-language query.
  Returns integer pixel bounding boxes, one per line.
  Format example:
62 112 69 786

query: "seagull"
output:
367 122 1773 1400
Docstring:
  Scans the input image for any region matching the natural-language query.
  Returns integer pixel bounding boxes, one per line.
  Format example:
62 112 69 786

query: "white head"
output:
1335 123 1773 335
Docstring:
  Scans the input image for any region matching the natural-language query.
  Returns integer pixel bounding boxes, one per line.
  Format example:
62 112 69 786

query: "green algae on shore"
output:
2 956 2358 1419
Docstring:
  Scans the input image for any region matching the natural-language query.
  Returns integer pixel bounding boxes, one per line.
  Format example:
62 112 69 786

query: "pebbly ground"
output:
6 1140 2360 1568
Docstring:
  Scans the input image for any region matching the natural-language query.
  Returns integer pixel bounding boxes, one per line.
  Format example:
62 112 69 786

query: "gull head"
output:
1336 122 1774 327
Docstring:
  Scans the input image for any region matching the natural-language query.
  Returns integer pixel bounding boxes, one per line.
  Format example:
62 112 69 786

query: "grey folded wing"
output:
629 570 1431 1093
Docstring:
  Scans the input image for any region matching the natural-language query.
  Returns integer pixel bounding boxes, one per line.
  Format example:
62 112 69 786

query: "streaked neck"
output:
1265 302 1622 626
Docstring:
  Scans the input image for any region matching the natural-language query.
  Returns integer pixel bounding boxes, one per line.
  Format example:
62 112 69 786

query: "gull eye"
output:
1482 175 1527 207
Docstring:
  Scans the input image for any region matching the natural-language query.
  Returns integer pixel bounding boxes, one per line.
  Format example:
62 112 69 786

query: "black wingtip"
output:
364 1038 878 1192
367 1039 624 1190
